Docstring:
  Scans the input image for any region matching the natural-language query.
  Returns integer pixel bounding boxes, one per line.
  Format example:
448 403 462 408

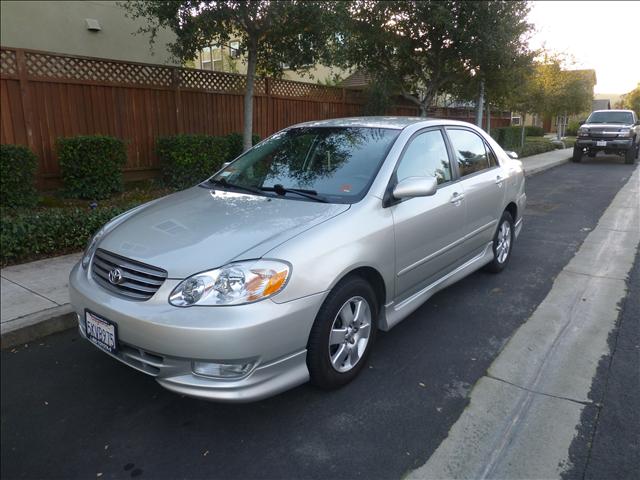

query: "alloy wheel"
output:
328 296 372 373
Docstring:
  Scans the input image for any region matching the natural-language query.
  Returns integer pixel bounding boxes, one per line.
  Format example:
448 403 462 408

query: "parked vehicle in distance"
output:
69 117 526 402
574 109 640 164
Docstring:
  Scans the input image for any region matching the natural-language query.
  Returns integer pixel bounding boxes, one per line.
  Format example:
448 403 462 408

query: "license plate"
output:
85 311 118 354
596 140 607 147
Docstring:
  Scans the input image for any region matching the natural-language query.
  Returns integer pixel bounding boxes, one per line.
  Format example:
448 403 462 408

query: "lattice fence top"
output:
0 49 17 77
25 51 174 87
1 47 358 101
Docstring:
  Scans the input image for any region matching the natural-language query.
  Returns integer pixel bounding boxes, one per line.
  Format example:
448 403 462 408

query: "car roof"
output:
289 116 471 130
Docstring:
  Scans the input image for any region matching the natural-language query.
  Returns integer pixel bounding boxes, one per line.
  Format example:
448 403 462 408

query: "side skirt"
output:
379 241 494 331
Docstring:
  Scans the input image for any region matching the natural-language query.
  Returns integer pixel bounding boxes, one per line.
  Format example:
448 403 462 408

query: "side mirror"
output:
505 151 519 160
578 120 585 126
392 176 438 200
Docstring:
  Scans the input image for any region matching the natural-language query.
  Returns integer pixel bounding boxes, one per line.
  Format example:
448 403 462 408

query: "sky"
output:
527 0 640 95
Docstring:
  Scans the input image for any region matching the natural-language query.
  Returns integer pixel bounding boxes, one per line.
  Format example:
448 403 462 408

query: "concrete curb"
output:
1 308 76 349
0 152 574 349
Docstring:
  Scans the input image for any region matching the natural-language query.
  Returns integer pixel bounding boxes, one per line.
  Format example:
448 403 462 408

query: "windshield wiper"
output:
206 178 264 196
260 184 329 203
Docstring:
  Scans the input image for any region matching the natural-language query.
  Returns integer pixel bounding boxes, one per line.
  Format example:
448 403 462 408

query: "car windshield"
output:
586 111 634 124
209 127 400 203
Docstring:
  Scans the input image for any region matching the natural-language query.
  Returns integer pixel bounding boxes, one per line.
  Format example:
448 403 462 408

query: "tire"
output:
624 141 637 164
572 145 582 163
484 211 514 273
307 276 378 389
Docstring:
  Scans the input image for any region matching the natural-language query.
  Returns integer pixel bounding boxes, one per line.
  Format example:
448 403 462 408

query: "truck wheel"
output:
625 141 637 164
572 146 582 163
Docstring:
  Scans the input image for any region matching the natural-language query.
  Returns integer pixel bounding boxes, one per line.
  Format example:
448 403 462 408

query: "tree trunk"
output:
521 112 527 149
475 79 485 128
419 102 428 117
486 101 491 135
242 41 258 152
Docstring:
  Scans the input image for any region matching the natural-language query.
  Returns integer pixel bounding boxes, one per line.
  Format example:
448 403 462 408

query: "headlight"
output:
618 128 631 137
578 127 589 137
81 228 106 269
169 260 291 306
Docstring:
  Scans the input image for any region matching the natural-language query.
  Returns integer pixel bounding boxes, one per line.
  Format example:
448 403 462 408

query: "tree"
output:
123 1 338 151
333 1 534 117
620 83 640 117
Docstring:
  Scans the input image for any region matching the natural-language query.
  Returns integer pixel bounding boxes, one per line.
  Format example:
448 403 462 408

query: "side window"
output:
447 129 490 177
396 130 452 185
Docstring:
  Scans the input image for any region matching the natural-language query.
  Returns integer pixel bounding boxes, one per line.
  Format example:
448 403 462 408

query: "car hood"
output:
98 186 350 278
583 123 634 129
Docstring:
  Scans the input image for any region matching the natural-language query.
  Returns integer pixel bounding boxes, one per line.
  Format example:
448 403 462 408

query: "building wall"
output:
0 0 178 65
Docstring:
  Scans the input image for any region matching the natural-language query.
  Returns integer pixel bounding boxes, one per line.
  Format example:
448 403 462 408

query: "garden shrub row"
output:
1 145 39 208
58 135 127 200
491 126 544 149
156 133 260 190
0 204 136 266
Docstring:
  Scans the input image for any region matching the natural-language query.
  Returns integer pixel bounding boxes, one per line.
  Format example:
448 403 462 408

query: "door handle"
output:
450 192 465 204
495 175 505 185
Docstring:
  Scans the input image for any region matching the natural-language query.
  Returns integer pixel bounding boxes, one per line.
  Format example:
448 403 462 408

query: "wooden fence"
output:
1 47 509 189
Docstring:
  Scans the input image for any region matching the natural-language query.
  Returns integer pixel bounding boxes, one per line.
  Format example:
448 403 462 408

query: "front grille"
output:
91 248 167 301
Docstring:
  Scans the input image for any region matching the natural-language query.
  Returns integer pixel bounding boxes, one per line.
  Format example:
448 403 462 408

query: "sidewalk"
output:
0 148 573 349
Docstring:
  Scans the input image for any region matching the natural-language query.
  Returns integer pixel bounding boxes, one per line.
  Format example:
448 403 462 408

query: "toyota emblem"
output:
108 268 123 285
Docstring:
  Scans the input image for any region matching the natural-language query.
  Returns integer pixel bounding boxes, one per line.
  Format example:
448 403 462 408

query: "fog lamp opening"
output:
192 360 254 379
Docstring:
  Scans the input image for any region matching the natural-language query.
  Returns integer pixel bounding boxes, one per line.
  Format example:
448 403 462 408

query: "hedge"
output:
156 132 260 190
0 204 134 266
0 144 39 208
58 135 127 200
491 126 546 149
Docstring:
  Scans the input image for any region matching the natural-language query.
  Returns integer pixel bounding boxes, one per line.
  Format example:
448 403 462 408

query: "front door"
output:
390 129 467 299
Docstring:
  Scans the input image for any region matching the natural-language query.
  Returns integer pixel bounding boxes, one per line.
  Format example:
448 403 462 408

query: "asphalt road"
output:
1 155 637 480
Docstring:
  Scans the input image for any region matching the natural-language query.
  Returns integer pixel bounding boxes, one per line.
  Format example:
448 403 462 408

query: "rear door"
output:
390 128 467 299
445 128 505 258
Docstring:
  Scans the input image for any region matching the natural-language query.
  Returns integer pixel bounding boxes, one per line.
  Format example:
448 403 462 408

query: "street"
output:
1 156 638 480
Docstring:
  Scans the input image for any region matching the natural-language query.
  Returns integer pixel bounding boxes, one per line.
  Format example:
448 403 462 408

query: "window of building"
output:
199 45 223 71
229 41 240 59
396 130 452 185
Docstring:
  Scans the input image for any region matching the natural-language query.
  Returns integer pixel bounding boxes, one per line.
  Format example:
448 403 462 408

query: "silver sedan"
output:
69 117 526 402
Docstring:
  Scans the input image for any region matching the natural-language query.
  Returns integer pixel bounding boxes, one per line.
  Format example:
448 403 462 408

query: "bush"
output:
0 145 38 208
57 135 127 200
156 135 229 190
517 141 557 158
1 204 134 266
525 125 544 137
491 126 523 149
566 120 581 137
224 132 262 161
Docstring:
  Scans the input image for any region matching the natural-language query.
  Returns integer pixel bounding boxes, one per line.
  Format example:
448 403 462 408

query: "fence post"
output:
172 68 184 133
265 77 272 136
15 49 36 155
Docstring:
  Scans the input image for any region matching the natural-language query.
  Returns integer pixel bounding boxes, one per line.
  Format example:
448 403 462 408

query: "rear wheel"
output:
307 276 378 389
572 145 582 162
484 211 514 273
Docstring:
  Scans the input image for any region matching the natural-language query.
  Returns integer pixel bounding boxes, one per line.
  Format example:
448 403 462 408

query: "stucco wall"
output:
0 0 177 65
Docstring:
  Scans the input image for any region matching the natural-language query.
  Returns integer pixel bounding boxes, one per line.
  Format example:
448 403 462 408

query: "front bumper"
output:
69 263 326 402
576 138 633 150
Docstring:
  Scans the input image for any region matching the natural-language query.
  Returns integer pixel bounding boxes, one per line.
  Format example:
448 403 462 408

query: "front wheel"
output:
484 211 514 273
624 142 637 164
307 276 378 389
572 145 582 163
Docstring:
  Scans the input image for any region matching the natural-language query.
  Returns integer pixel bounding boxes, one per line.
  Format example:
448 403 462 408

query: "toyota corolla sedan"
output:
69 117 526 402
